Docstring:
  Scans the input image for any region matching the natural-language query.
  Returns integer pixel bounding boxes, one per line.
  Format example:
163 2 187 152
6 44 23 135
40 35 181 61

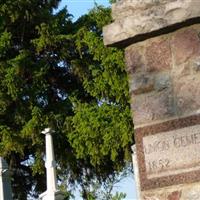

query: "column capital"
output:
42 128 54 135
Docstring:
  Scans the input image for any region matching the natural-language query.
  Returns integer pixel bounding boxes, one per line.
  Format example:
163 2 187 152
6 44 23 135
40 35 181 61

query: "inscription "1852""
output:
147 159 170 172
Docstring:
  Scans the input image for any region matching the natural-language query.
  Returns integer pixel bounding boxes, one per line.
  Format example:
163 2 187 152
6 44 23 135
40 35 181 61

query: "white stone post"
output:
131 145 141 200
39 128 64 200
0 157 13 200
43 128 57 193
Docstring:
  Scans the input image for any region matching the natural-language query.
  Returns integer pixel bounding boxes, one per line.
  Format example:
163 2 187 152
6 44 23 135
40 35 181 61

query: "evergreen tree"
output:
0 1 133 199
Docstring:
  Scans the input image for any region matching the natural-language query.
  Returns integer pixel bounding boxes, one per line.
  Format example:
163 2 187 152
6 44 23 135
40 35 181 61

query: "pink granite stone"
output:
125 46 144 73
172 28 200 65
145 38 172 72
167 191 182 200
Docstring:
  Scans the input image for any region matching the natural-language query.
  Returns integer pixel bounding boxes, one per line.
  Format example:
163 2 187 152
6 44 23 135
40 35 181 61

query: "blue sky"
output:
57 1 137 199
59 0 110 20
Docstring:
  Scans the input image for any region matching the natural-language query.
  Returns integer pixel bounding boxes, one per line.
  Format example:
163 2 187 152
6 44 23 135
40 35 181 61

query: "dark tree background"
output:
0 0 133 199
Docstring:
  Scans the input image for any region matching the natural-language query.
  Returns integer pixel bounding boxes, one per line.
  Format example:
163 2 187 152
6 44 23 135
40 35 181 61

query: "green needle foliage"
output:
0 1 133 199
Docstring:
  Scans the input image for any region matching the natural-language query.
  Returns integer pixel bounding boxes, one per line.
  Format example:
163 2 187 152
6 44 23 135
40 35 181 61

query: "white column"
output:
39 128 64 200
0 157 13 200
42 128 57 193
131 145 142 200
39 128 65 200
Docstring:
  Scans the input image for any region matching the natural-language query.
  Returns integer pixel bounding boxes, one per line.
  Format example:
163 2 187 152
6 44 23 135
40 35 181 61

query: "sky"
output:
60 0 110 20
57 1 138 199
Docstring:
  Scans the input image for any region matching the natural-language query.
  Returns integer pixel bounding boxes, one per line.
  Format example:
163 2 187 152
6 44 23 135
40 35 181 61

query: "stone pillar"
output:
0 157 13 200
103 0 200 199
131 145 141 200
43 128 57 193
39 128 64 200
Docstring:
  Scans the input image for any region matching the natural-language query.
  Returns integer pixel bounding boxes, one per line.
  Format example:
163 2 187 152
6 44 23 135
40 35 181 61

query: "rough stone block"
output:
192 57 200 72
125 45 144 73
172 28 200 65
171 62 191 78
103 0 200 47
155 73 171 92
131 89 174 126
111 0 175 21
146 38 172 72
129 73 154 95
167 191 182 200
173 75 200 116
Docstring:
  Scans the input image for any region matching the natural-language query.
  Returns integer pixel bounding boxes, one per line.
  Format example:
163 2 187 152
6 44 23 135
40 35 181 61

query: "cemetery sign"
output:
136 114 200 190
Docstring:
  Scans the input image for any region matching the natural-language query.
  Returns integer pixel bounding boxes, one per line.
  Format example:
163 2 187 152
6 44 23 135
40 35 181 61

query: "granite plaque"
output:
135 114 200 190
143 125 200 179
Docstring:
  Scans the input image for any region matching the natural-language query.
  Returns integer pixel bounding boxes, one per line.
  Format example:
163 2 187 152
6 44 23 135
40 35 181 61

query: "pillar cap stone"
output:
103 0 200 47
42 128 54 135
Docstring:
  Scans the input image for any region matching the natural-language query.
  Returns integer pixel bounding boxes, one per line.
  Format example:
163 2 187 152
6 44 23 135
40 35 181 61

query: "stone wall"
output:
126 24 200 128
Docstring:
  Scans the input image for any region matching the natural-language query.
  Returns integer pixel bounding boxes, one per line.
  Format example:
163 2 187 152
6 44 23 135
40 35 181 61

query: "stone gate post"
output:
103 0 200 199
